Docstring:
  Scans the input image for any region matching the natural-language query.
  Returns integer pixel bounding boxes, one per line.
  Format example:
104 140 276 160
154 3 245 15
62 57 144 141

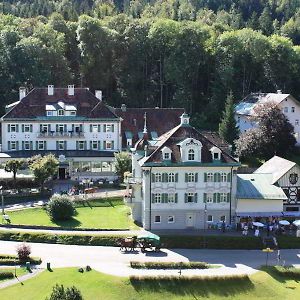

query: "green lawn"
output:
0 267 27 282
0 268 300 299
6 200 138 230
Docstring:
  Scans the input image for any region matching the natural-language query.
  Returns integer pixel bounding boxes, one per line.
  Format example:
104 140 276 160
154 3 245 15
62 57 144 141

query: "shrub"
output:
46 284 83 300
0 272 14 280
47 194 75 221
0 254 41 265
16 243 31 261
130 261 209 269
273 266 300 279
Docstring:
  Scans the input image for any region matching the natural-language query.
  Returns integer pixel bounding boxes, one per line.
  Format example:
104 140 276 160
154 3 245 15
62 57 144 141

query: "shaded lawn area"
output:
7 200 138 229
1 268 300 300
0 268 27 282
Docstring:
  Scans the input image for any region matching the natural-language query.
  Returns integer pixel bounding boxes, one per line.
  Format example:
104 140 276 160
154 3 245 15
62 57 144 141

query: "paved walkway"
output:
0 241 299 279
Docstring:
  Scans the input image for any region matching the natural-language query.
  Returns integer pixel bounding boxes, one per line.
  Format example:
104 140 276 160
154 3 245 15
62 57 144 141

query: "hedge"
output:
272 266 300 279
0 272 14 280
0 230 298 249
0 254 42 265
130 261 209 269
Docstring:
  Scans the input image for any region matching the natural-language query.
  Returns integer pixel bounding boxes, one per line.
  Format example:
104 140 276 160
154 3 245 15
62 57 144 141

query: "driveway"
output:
0 241 299 277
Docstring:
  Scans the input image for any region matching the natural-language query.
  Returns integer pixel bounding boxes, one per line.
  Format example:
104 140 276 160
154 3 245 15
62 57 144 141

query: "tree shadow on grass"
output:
130 276 255 298
52 218 82 228
261 266 300 284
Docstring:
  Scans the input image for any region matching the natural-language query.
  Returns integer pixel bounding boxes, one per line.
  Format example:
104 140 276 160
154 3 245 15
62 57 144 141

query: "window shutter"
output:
90 141 92 149
64 124 67 132
204 193 207 203
175 193 178 203
151 174 155 182
64 141 67 150
16 141 19 150
90 124 92 132
104 124 107 132
80 124 83 132
111 124 114 132
194 193 198 203
30 141 33 150
48 124 51 132
8 124 10 132
204 173 207 182
98 141 101 150
98 125 101 132
30 125 33 132
184 193 188 203
84 141 87 150
36 141 38 150
76 141 78 150
103 141 107 150
151 193 155 203
185 173 188 182
72 124 74 132
56 124 58 132
217 193 220 203
227 193 230 202
16 124 19 132
195 173 198 182
227 173 231 182
8 141 11 150
56 141 59 150
162 193 167 203
22 141 24 150
175 173 178 182
214 173 217 182
213 193 217 203
44 141 47 150
111 141 114 150
22 124 25 132
218 173 221 182
39 124 42 132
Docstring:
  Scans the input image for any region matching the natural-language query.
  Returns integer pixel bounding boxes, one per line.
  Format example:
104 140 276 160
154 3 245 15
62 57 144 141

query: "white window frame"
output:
168 215 175 223
10 124 17 132
168 173 175 182
213 152 220 160
92 124 99 133
220 215 226 222
154 215 161 223
221 173 227 182
38 141 45 150
207 173 214 182
188 173 195 182
47 111 53 116
24 124 31 132
24 141 30 150
155 173 162 182
206 193 213 203
106 141 112 150
154 193 161 203
220 193 227 203
58 109 64 116
70 111 76 116
207 215 213 222
292 107 295 113
168 193 175 203
284 107 288 113
10 141 16 150
106 124 112 132
92 141 98 150
58 141 65 150
58 124 64 133
164 152 170 160
188 148 195 161
187 192 194 203
78 141 85 150
41 124 49 132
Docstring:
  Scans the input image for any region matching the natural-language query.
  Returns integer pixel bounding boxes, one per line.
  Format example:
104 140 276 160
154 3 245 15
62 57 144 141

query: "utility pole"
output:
159 55 163 108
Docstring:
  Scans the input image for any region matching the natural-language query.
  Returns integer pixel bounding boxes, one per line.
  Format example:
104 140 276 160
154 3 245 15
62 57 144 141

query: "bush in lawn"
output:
46 284 83 300
47 194 75 221
0 272 14 280
16 242 31 261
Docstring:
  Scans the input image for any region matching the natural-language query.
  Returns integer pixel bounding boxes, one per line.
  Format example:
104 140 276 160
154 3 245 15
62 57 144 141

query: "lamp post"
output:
0 186 4 215
203 203 207 248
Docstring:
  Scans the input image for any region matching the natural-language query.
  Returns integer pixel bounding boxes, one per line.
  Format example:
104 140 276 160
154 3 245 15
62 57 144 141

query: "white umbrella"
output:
279 220 290 226
293 220 300 227
253 222 264 227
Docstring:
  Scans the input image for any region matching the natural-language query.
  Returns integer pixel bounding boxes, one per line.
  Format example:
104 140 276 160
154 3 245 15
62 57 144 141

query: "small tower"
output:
180 113 190 126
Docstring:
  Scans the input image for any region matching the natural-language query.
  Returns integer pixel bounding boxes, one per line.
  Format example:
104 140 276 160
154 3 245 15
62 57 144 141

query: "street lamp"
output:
0 186 4 215
203 203 207 248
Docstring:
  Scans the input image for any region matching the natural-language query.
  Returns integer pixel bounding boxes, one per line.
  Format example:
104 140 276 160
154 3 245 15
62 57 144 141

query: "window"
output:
24 125 31 132
164 152 170 160
220 193 227 203
296 120 299 126
206 193 213 203
58 141 65 150
10 124 17 132
207 215 213 222
237 117 240 123
187 192 194 203
154 193 161 203
188 149 195 161
127 139 132 147
188 173 195 182
154 215 161 223
284 107 288 113
92 125 99 133
168 216 175 223
106 124 114 132
58 124 64 133
78 141 85 150
292 107 295 113
220 216 226 222
213 152 219 160
221 173 227 182
58 109 64 116
207 173 213 182
70 111 76 116
41 124 49 132
91 141 98 150
155 173 162 182
47 111 53 116
38 141 45 150
168 193 175 203
106 141 112 150
24 141 30 150
10 141 16 150
168 173 175 182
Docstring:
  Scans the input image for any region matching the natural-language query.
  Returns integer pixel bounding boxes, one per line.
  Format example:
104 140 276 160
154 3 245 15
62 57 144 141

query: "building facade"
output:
235 91 300 144
125 113 240 230
0 85 122 180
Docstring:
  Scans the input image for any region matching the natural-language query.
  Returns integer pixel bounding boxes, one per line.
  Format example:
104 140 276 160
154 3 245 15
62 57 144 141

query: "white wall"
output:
236 198 283 213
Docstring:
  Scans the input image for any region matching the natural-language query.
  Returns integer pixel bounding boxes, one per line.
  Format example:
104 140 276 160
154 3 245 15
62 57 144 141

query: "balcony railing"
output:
37 131 85 138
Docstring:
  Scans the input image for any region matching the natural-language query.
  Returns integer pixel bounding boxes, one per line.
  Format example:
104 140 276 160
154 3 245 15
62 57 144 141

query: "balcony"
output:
37 131 85 138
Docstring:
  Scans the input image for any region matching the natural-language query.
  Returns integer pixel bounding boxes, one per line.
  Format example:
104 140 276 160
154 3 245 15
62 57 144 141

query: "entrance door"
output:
58 168 66 180
186 213 194 227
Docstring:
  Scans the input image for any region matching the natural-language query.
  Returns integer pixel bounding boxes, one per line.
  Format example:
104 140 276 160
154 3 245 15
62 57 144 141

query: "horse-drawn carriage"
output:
117 233 161 252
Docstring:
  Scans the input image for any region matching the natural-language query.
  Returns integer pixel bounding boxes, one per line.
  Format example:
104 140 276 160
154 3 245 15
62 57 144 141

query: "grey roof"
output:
237 173 287 200
254 156 296 184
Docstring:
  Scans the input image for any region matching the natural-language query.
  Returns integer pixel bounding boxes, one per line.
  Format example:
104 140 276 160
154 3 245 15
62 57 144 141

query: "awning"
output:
236 212 283 217
282 212 300 217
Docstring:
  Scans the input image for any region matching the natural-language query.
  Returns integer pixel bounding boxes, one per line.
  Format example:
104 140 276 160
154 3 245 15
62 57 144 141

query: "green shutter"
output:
56 141 59 150
104 124 107 132
64 124 67 132
72 124 75 132
76 141 78 150
8 141 11 150
90 141 92 150
44 141 47 150
111 124 114 132
98 141 101 150
162 193 167 203
175 193 178 203
217 193 220 203
90 124 92 132
36 141 38 150
185 173 188 182
8 124 10 132
40 124 42 132
111 140 114 150
204 193 207 203
22 141 24 150
162 173 167 182
30 141 33 150
151 193 155 203
175 173 178 182
227 173 231 182
213 193 217 203
151 174 155 182
218 173 221 182
194 193 198 203
204 173 207 182
48 124 51 132
16 124 19 132
103 141 107 150
84 141 87 150
30 125 33 132
184 193 188 203
214 173 217 182
195 173 198 182
56 124 58 132
227 193 230 203
79 124 83 132
98 125 101 132
64 141 67 150
22 124 25 132
16 141 19 150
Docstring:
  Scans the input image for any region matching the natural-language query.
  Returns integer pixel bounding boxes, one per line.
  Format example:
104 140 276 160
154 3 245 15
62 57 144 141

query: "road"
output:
0 241 299 277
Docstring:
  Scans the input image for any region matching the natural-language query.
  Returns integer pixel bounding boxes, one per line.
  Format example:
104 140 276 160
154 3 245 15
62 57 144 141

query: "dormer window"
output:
188 149 195 161
213 152 219 160
210 146 221 161
47 111 53 116
58 109 64 116
161 146 172 161
164 153 170 160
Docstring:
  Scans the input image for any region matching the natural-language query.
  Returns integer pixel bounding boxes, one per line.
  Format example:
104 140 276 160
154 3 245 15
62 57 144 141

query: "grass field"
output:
0 267 300 300
0 267 27 282
6 199 138 230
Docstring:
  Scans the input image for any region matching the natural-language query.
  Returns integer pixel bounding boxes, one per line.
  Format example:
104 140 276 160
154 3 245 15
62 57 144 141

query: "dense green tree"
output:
4 159 25 184
114 151 132 182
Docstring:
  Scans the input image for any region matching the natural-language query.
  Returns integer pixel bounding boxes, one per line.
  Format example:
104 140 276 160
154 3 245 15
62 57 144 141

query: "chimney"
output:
95 90 102 101
48 85 54 95
277 89 282 94
133 118 137 126
68 84 74 96
19 87 26 100
121 104 126 112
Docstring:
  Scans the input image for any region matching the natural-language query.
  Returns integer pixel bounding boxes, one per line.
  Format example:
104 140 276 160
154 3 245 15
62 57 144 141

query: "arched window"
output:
188 149 195 161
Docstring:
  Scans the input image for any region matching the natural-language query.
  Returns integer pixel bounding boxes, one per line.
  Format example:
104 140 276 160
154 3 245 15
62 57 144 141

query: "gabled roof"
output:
2 88 119 120
235 92 298 116
237 173 287 200
141 124 238 165
254 156 296 184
